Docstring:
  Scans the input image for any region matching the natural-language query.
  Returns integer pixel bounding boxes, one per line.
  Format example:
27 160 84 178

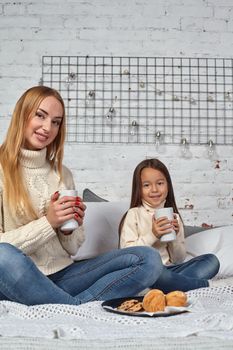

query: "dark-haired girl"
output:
119 158 220 292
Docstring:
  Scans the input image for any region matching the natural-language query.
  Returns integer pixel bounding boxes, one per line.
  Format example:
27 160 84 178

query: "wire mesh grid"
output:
42 56 233 144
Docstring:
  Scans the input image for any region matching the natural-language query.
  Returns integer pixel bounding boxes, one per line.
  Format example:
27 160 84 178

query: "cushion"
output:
71 201 222 268
82 189 108 202
71 202 128 260
184 225 209 237
185 225 233 278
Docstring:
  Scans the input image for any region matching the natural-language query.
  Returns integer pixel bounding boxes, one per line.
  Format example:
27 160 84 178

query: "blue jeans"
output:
152 254 220 293
0 243 162 305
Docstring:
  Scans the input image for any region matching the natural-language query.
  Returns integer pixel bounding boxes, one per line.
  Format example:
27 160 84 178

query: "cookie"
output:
127 302 143 312
117 299 139 311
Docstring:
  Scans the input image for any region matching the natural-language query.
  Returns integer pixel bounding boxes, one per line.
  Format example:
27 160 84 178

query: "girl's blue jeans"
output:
0 243 162 305
153 253 220 293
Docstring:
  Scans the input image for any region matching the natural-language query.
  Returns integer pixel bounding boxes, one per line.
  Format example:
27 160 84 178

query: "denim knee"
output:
0 243 20 261
0 243 27 277
136 246 163 285
193 253 220 279
207 254 220 275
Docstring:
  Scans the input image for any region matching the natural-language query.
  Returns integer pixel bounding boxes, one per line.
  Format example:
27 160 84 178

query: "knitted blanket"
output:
0 286 233 349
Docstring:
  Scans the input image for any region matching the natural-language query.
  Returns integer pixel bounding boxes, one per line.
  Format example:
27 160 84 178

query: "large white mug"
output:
59 189 79 232
154 207 176 242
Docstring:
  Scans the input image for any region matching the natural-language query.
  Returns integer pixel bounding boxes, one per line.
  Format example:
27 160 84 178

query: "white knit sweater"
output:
120 201 186 265
0 148 85 275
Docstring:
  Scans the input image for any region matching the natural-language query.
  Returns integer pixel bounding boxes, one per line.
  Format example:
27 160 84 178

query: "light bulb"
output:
122 68 129 75
225 91 232 102
155 131 161 151
129 120 138 135
140 81 145 88
64 72 77 88
154 131 166 153
189 97 197 105
206 139 218 160
85 90 95 107
105 107 115 124
180 138 192 158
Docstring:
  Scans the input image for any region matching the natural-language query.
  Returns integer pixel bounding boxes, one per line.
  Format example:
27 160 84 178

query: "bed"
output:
1 201 233 349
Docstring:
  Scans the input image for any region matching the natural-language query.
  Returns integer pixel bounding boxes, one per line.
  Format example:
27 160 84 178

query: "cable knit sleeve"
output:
120 208 157 248
0 166 57 254
57 225 85 256
167 215 186 264
0 201 56 256
0 164 85 257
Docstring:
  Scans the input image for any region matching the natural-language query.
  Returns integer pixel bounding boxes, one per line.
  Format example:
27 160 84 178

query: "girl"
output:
0 86 164 305
119 158 220 293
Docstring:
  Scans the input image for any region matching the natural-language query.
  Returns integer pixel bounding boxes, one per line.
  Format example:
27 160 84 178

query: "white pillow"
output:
71 202 128 260
185 225 233 278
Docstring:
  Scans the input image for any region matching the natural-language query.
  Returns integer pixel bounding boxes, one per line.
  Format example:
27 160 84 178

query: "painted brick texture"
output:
0 0 232 225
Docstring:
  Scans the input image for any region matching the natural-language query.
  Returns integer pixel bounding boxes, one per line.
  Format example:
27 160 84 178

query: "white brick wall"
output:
0 0 232 225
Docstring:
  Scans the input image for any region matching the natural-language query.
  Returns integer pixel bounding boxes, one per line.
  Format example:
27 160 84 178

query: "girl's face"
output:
141 167 168 208
23 96 63 151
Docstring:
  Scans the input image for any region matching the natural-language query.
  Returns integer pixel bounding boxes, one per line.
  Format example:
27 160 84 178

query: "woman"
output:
0 86 163 305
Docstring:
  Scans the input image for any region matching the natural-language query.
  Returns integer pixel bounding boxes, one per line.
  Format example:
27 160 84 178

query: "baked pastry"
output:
165 290 187 307
142 289 166 312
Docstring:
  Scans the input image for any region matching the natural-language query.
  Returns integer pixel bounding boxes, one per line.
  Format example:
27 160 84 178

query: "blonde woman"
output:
0 86 163 305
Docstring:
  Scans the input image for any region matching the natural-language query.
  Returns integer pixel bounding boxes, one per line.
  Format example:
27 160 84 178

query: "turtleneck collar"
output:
20 148 48 169
142 199 165 213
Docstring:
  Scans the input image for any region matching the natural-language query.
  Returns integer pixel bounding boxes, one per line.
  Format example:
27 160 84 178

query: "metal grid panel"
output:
42 56 233 144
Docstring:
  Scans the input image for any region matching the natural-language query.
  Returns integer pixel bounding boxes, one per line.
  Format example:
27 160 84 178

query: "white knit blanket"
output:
0 286 233 341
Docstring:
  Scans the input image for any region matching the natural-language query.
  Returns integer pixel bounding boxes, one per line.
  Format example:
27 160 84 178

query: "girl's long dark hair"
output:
118 158 181 235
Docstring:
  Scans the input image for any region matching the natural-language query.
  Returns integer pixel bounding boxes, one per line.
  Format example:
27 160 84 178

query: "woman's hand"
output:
46 191 86 230
152 215 174 239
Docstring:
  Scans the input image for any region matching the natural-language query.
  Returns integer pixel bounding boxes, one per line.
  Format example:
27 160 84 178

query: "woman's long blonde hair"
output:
0 85 66 220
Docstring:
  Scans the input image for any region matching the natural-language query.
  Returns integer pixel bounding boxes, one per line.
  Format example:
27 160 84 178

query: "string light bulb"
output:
129 120 138 135
64 72 77 88
105 107 115 124
155 131 161 151
206 139 217 160
154 131 166 153
85 90 95 107
180 138 192 158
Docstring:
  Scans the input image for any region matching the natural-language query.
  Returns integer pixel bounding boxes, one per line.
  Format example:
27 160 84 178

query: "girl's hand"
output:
46 191 86 230
152 215 174 239
172 214 179 234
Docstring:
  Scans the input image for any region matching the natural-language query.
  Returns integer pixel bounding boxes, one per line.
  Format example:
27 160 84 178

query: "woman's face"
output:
23 96 63 150
141 167 168 208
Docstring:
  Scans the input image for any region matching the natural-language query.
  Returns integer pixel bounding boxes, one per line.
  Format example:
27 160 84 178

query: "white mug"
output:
154 207 176 242
59 189 79 232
